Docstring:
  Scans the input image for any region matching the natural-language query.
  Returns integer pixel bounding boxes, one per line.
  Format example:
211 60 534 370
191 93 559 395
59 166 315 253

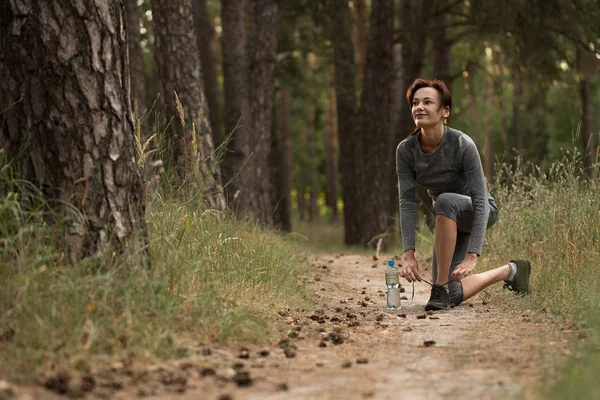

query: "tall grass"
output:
0 150 314 382
482 156 600 397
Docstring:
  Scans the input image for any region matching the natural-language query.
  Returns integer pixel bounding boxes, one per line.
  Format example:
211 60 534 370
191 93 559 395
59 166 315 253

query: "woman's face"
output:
411 87 450 128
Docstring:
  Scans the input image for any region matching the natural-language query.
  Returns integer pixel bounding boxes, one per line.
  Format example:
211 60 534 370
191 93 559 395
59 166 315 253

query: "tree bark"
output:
270 87 292 231
580 77 595 179
512 66 523 160
193 0 223 146
495 49 511 157
0 0 147 263
353 0 369 84
306 105 319 223
221 0 249 209
325 65 339 222
278 86 293 231
433 0 451 84
331 0 362 244
358 0 394 248
125 0 146 114
232 0 280 224
483 58 494 181
297 179 306 221
153 0 225 209
391 0 433 228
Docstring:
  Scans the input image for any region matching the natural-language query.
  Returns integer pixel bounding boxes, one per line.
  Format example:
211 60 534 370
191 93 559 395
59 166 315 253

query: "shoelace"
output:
411 279 453 300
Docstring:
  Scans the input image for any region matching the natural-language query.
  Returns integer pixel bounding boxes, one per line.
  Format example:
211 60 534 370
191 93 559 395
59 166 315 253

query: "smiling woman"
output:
396 78 531 311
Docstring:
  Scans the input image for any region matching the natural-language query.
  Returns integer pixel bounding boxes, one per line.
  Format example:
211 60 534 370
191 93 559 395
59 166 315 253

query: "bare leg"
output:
434 215 457 285
461 264 511 301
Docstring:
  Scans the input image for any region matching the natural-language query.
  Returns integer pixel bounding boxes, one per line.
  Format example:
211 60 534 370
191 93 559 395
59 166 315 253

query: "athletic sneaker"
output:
425 284 450 311
503 259 531 294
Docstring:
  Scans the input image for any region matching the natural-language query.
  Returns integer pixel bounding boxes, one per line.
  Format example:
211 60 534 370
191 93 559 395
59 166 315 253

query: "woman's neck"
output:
419 123 445 152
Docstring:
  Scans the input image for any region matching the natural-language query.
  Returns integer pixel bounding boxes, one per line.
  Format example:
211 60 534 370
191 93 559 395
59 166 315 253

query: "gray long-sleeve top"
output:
396 126 491 256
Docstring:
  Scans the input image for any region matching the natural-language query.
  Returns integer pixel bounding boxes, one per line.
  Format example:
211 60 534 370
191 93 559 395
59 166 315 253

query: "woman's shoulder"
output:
397 134 419 152
446 126 477 148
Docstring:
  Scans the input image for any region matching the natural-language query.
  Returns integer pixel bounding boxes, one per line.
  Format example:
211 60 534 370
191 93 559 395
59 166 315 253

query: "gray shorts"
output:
431 193 499 305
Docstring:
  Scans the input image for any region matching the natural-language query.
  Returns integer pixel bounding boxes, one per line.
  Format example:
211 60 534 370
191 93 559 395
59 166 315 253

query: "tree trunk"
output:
433 0 451 84
270 87 292 231
358 0 394 248
483 58 494 181
221 0 249 209
580 77 595 179
153 0 225 209
390 43 403 146
391 0 433 228
193 0 223 146
353 0 369 84
297 167 306 222
279 86 293 231
125 0 146 115
235 0 280 224
0 0 147 263
306 106 320 223
325 65 339 222
331 0 362 244
495 49 510 157
512 66 523 161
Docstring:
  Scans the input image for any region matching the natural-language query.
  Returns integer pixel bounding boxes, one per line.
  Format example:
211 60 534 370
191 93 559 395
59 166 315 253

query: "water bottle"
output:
385 259 401 310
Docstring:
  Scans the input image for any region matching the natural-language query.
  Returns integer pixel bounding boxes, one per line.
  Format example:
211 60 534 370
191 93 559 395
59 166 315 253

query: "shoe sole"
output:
425 302 447 311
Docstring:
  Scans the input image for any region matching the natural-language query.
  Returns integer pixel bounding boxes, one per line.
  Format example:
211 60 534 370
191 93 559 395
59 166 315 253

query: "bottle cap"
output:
387 259 394 266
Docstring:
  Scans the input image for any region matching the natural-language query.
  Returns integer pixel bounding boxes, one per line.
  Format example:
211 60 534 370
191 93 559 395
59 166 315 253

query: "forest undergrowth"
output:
484 158 600 398
0 149 314 382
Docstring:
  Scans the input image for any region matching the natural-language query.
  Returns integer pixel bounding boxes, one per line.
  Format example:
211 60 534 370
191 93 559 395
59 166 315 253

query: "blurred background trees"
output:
3 0 600 254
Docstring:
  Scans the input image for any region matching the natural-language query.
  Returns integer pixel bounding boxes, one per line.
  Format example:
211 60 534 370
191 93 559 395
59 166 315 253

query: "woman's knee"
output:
434 193 458 220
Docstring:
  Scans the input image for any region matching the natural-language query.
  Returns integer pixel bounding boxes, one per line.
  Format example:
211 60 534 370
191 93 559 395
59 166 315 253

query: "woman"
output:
396 78 531 311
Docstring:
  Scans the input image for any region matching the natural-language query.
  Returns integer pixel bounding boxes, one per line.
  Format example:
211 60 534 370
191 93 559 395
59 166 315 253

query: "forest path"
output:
10 253 571 400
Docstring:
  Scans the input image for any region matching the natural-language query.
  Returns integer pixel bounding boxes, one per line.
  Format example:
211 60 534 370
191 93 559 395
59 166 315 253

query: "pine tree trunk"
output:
306 106 319 223
221 0 249 209
483 59 494 181
331 0 362 244
153 0 225 209
278 86 293 231
358 0 394 248
390 43 403 148
297 178 306 222
325 65 339 222
495 50 511 157
235 0 280 224
391 0 432 228
580 77 595 179
0 0 148 263
270 87 292 231
512 67 523 160
125 0 146 114
433 0 451 84
353 0 369 84
193 0 223 146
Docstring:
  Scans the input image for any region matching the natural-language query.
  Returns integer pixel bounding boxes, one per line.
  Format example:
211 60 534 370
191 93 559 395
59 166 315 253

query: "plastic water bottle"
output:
385 259 401 310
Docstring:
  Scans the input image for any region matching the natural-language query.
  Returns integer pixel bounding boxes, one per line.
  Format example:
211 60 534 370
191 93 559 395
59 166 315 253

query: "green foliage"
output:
0 157 314 381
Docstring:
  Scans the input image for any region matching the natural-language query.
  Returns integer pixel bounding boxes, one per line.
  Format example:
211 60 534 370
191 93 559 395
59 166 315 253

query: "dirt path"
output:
7 253 573 400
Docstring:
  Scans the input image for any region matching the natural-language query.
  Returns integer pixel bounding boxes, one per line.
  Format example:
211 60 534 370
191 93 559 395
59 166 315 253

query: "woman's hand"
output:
451 253 478 282
400 251 421 283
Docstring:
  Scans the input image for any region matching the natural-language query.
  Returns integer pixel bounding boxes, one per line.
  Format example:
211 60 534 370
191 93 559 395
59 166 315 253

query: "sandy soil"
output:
4 253 577 400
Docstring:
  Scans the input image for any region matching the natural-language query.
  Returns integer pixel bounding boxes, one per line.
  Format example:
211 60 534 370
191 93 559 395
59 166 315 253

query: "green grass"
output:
0 169 314 382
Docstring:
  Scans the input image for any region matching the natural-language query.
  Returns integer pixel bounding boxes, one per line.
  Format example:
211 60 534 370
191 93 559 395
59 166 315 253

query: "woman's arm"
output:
396 143 418 253
396 142 421 282
462 138 489 256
